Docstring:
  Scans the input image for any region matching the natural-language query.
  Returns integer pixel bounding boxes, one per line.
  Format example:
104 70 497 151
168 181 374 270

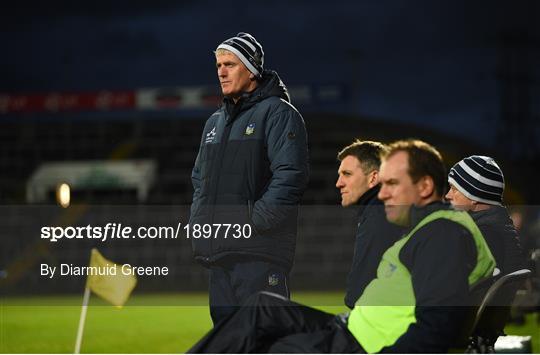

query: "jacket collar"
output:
357 184 380 206
354 184 381 217
223 70 289 123
469 205 511 227
408 201 451 227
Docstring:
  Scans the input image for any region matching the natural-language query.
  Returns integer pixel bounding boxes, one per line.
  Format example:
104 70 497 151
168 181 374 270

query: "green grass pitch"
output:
1 292 538 353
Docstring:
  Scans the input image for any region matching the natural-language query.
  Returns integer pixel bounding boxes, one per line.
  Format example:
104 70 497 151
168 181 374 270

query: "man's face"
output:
216 51 254 99
377 151 423 226
445 184 474 210
336 155 375 207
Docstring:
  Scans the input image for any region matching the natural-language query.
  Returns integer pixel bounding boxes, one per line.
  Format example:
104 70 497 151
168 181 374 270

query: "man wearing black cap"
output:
446 155 524 274
189 32 309 325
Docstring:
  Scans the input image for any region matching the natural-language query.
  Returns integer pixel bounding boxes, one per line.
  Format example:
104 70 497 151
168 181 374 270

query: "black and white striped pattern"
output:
448 155 505 205
216 32 264 78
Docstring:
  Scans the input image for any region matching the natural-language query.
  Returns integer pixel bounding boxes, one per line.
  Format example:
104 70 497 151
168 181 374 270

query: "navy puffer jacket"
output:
190 70 309 270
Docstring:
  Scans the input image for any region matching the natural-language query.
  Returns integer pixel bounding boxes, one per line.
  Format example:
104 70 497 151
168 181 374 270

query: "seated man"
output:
335 140 403 308
445 155 524 274
189 139 495 354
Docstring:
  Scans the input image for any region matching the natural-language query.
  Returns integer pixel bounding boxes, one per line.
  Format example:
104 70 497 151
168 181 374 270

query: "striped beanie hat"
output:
216 32 264 78
448 155 505 206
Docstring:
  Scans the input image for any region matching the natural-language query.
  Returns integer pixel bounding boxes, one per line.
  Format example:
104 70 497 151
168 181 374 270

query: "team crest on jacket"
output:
268 273 279 286
205 127 216 144
245 123 255 135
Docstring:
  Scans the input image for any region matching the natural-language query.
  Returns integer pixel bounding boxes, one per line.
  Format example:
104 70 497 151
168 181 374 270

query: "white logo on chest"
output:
205 127 217 144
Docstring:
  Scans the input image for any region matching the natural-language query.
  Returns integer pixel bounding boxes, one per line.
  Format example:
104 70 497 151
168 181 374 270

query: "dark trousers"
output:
189 291 364 353
209 260 290 325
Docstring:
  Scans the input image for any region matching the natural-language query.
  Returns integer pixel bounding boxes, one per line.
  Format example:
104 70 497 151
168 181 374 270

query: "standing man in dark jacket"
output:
336 140 402 308
190 32 309 325
445 155 524 274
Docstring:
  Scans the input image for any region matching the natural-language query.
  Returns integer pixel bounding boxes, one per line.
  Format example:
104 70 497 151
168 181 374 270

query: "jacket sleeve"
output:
381 220 476 353
479 224 525 273
191 152 201 199
189 133 204 223
251 107 309 233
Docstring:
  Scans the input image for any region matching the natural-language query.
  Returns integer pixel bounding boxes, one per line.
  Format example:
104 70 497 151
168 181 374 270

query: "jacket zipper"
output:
207 116 234 261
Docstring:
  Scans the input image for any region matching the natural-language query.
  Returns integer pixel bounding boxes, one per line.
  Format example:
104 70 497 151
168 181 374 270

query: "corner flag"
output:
74 248 137 353
86 248 137 307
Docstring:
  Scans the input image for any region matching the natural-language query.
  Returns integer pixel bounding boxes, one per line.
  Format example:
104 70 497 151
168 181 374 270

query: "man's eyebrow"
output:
381 177 396 183
216 60 235 66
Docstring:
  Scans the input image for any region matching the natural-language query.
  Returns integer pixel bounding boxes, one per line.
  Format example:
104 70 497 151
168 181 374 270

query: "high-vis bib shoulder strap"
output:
347 209 495 353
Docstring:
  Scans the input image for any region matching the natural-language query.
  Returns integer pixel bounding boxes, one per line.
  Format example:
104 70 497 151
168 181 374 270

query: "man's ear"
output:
249 73 255 80
367 170 379 188
418 176 435 198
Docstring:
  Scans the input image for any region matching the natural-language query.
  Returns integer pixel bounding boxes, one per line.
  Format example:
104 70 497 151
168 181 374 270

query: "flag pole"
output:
74 286 91 354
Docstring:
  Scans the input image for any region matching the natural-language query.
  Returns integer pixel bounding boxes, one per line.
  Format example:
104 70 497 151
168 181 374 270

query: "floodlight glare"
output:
57 182 71 208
